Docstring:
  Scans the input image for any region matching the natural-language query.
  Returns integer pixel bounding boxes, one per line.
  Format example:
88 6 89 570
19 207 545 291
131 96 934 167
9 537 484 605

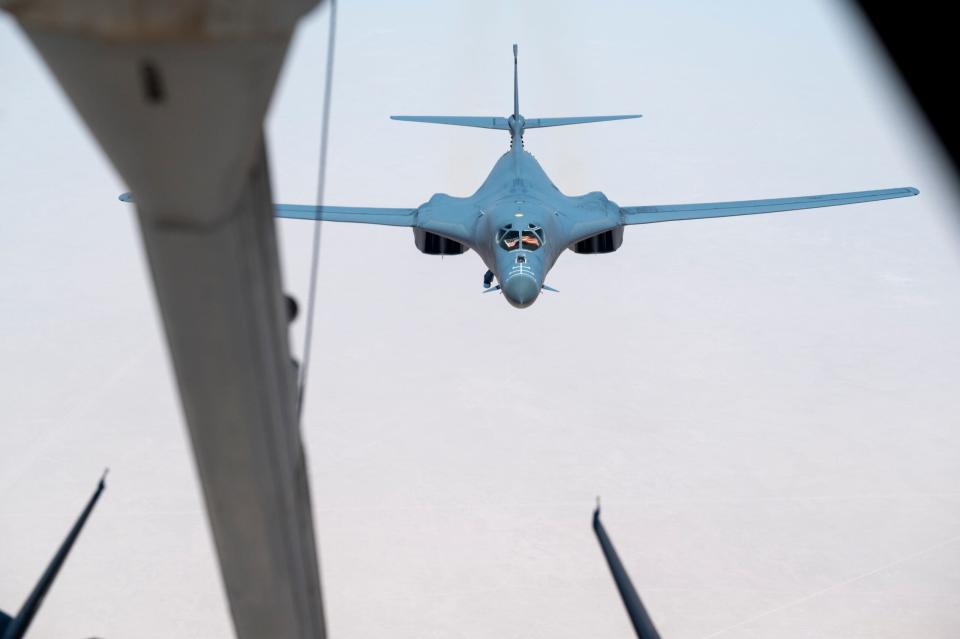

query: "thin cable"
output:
298 0 338 421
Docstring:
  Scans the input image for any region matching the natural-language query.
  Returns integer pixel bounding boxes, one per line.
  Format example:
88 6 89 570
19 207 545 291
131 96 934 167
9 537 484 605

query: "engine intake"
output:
414 229 468 255
570 227 623 254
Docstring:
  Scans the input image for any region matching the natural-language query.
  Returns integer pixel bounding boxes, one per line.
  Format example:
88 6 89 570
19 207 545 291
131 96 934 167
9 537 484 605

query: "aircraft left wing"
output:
621 187 918 225
274 204 417 226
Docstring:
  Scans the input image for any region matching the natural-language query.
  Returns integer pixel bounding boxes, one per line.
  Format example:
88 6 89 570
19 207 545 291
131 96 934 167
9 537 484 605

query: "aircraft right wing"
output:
620 187 918 225
120 193 418 227
274 204 417 227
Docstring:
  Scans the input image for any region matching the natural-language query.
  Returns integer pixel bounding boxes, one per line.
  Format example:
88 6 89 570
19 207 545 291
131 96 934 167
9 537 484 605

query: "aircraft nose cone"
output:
502 274 540 309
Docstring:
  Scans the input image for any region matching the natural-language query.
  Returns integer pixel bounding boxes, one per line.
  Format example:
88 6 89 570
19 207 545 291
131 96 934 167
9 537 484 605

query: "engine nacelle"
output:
414 229 468 255
570 226 624 254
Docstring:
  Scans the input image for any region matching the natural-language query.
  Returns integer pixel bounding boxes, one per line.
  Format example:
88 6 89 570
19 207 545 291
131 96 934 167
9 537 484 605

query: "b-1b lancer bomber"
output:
124 44 919 309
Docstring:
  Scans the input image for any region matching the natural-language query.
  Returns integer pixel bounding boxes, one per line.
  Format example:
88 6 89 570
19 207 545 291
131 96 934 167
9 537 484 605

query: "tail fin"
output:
391 45 640 135
513 43 520 122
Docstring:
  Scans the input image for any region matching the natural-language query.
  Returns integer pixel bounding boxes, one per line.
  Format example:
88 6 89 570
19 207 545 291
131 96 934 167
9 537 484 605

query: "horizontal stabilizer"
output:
391 116 509 129
390 115 641 131
524 115 641 128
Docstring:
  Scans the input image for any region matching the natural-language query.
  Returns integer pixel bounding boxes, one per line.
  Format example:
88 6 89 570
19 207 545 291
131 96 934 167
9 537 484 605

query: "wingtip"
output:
906 186 920 196
118 192 133 203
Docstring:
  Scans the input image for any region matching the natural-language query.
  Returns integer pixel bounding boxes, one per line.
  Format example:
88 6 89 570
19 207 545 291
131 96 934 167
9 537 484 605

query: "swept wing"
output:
274 203 417 226
621 187 918 225
121 193 418 227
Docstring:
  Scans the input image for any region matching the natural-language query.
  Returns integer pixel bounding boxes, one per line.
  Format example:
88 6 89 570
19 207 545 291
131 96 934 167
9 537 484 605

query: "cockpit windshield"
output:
498 223 544 251
498 228 521 250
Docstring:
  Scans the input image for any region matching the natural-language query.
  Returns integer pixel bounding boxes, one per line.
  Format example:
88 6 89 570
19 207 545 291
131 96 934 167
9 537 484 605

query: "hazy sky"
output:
2 1 960 637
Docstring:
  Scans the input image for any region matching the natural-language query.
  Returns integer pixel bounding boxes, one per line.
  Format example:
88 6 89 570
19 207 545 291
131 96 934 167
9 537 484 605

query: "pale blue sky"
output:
2 1 959 637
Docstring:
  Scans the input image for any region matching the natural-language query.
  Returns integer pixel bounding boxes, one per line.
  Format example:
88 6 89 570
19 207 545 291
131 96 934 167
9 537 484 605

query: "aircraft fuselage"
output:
416 149 621 308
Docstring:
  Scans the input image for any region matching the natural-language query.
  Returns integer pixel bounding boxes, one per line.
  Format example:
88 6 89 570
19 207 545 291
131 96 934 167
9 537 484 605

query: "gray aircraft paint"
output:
7 3 960 636
125 44 917 309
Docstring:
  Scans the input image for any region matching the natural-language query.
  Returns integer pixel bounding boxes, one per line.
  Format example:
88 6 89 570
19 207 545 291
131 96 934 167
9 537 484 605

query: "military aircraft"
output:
121 44 917 309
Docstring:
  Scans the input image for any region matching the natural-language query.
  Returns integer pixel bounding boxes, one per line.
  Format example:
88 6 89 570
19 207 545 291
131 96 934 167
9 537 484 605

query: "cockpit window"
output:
498 229 521 250
498 223 544 251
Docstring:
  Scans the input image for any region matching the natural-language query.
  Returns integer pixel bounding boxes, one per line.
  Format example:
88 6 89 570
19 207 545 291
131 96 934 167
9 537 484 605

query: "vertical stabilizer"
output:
510 43 523 168
513 43 520 121
390 44 641 141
